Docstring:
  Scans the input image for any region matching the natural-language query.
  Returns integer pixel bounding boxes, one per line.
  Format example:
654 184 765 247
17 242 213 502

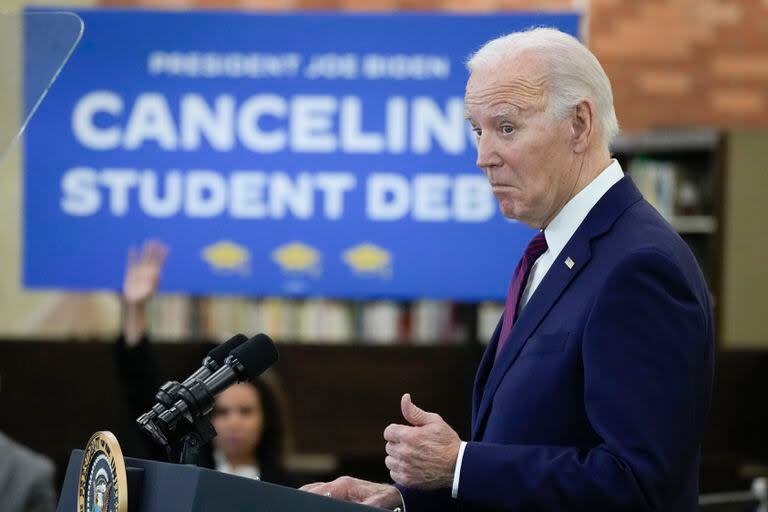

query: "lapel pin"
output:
565 257 575 269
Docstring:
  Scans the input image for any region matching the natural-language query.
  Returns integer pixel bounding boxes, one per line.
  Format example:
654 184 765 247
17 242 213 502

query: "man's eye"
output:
501 125 515 134
472 127 482 137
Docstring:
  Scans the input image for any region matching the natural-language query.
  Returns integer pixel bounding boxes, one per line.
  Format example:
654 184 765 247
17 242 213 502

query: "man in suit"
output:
0 431 57 512
0 432 56 512
302 27 714 511
0 372 57 512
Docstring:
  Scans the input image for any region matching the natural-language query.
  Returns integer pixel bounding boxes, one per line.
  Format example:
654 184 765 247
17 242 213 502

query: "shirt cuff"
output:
451 441 467 499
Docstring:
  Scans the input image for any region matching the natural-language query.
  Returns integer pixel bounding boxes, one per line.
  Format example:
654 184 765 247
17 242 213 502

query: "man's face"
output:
464 55 576 229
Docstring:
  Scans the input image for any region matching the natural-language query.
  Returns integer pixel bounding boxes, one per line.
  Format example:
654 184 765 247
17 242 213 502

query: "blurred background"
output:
1 0 767 509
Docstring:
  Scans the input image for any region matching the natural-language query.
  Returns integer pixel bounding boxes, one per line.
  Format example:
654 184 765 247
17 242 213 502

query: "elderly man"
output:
303 27 714 511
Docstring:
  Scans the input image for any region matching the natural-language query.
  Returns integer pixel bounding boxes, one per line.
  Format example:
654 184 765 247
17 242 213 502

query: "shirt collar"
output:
543 159 624 258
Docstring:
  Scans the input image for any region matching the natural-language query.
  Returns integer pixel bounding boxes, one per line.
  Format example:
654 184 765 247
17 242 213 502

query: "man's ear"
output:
571 99 595 154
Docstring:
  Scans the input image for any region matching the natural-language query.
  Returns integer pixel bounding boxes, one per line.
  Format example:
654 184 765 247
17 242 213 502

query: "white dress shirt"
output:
451 159 624 499
214 449 262 481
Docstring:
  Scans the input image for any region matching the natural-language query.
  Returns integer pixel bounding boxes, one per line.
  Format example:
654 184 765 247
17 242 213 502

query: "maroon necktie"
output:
495 232 548 361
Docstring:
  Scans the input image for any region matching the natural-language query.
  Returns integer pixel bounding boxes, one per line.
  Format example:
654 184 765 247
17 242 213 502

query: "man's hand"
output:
301 476 402 509
384 393 461 490
123 240 168 306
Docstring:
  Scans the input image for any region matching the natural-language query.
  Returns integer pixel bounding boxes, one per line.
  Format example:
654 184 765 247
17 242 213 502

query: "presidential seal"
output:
77 431 128 512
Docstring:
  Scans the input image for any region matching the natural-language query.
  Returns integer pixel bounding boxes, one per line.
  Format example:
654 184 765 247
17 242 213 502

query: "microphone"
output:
154 333 278 435
136 334 248 428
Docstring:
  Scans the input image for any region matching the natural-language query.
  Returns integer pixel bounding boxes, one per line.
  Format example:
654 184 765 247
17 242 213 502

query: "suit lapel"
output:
471 176 642 440
471 315 502 437
472 237 591 440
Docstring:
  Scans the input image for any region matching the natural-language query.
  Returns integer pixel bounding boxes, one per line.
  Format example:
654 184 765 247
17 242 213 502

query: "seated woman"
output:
115 240 294 486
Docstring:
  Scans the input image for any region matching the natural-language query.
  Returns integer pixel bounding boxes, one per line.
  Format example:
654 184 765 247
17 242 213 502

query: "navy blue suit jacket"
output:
400 176 714 511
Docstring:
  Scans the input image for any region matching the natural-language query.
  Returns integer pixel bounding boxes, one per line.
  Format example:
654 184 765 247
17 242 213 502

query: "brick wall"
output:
102 0 768 132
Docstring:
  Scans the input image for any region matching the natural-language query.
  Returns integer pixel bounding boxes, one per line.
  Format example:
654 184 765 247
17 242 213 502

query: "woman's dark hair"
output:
248 372 292 474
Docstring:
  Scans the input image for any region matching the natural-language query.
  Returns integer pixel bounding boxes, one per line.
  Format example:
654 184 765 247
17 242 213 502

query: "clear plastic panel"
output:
0 11 84 165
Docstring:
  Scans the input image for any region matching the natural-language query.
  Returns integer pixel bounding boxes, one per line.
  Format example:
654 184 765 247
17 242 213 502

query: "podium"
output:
57 450 384 512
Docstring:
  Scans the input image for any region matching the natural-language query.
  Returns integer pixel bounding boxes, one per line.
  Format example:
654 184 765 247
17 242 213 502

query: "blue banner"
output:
24 8 579 300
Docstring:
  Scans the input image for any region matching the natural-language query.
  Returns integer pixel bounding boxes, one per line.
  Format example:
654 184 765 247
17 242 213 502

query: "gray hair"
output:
467 27 619 146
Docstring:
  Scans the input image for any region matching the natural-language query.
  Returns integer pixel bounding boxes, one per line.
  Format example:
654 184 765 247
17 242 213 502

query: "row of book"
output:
146 296 504 345
627 157 707 219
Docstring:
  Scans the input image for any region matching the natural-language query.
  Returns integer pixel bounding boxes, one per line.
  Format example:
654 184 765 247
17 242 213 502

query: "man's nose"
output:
475 135 502 171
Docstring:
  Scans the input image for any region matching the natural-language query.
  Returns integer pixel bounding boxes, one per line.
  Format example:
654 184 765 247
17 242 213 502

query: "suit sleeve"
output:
397 484 459 512
456 250 713 511
22 457 57 512
115 333 160 416
114 333 170 461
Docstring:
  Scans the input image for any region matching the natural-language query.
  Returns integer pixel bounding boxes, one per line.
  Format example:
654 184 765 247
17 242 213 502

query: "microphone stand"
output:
176 415 217 466
138 408 218 466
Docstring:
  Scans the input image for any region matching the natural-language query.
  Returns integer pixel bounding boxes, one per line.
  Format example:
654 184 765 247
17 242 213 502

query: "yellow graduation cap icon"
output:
342 243 392 278
272 242 321 277
201 240 251 276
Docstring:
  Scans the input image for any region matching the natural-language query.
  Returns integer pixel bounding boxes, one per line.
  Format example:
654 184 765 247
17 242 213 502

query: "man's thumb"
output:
401 393 435 426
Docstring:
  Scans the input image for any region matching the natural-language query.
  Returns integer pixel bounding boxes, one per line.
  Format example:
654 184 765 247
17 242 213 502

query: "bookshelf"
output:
612 128 722 301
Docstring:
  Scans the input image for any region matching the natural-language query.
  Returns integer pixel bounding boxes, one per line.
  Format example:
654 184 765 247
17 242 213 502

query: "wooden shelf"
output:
669 215 718 234
612 128 719 154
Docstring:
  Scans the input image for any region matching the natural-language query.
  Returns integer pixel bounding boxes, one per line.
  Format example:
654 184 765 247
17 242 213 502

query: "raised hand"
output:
123 240 168 306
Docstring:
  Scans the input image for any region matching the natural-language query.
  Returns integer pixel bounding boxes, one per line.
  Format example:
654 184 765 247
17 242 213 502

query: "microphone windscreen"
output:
230 333 279 379
208 334 248 365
